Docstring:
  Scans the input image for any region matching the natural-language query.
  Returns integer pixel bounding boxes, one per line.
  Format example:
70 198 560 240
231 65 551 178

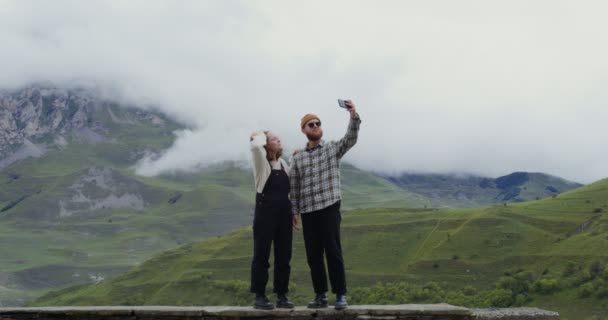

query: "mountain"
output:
0 86 428 306
382 172 582 208
0 85 587 309
30 178 608 319
0 86 174 168
0 86 254 306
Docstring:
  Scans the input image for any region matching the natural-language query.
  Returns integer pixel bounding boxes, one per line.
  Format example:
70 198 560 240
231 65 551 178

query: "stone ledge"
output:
0 305 558 320
473 307 560 320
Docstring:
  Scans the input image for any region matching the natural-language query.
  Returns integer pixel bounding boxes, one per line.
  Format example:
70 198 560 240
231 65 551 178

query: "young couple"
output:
249 100 361 310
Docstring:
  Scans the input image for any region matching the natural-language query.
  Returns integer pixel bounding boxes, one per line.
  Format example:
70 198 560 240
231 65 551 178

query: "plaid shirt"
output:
289 115 361 214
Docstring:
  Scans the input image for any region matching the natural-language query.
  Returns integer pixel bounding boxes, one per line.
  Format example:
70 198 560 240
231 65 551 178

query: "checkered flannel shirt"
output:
289 115 361 214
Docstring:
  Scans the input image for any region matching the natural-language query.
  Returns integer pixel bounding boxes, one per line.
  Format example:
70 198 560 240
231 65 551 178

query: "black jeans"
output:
301 201 346 295
250 197 293 295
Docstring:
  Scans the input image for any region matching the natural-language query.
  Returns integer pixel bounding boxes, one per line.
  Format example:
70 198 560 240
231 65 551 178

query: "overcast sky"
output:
1 1 607 183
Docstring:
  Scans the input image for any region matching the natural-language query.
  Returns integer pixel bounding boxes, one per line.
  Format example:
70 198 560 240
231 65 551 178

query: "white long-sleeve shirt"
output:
250 131 290 194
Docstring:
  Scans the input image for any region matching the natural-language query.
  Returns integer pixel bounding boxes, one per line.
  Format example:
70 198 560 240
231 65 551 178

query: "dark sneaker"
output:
335 294 348 310
254 295 275 310
307 293 328 309
276 294 295 309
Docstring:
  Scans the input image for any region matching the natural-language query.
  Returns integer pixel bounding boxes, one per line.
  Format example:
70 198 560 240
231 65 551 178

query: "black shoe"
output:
335 294 348 310
276 294 295 309
254 295 275 310
307 293 328 309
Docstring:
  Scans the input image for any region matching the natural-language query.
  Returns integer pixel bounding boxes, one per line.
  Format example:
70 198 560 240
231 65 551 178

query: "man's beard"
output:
306 131 323 141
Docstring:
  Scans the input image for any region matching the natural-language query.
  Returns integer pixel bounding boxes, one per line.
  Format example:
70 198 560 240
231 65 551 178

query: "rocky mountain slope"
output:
0 86 167 168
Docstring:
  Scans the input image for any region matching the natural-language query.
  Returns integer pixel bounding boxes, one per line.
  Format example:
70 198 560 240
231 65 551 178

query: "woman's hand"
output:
292 214 301 230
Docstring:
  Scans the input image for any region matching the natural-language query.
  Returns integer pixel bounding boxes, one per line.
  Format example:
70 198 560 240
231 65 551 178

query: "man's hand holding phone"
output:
338 99 357 118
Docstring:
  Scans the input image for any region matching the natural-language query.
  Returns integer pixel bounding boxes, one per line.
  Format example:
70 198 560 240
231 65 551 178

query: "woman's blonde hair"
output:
263 131 282 161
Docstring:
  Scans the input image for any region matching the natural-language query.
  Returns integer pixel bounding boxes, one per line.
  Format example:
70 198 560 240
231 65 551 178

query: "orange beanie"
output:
300 114 320 128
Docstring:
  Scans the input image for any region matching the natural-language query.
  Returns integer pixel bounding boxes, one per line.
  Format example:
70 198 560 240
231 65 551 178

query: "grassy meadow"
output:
31 178 608 319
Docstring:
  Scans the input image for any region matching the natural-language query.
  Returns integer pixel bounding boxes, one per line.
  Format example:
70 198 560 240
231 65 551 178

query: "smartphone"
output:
338 99 349 109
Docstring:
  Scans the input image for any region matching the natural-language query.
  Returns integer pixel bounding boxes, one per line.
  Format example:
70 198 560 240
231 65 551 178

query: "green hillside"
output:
0 86 592 312
384 171 582 208
0 140 426 306
0 95 265 306
340 164 429 209
31 178 608 319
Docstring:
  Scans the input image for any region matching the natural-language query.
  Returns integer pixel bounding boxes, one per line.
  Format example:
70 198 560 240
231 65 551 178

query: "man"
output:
289 100 361 310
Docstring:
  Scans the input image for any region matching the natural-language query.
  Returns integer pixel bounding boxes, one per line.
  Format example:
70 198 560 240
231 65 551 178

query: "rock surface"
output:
0 305 559 320
0 86 166 168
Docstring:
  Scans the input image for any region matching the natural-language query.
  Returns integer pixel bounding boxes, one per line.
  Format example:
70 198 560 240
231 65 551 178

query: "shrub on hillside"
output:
350 282 447 305
562 261 579 277
531 278 562 294
578 282 594 298
496 271 536 295
482 288 513 307
409 282 445 303
513 293 529 306
462 285 476 296
573 279 608 299
574 270 594 286
213 280 251 305
351 282 399 304
594 280 608 299
444 291 479 307
589 261 604 277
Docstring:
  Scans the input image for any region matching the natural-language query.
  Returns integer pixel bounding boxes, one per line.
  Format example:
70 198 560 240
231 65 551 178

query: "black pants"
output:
301 201 347 295
250 198 293 295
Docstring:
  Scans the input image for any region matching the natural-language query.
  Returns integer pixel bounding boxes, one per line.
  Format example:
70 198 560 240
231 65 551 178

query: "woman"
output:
249 130 295 309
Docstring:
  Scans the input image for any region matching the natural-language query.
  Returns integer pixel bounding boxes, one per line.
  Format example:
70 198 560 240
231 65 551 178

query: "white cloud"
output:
1 0 607 183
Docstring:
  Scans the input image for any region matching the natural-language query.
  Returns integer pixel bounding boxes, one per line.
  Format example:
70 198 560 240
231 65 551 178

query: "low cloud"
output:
1 0 607 183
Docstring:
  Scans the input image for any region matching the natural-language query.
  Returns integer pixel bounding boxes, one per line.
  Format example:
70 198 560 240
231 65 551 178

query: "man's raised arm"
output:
336 100 361 159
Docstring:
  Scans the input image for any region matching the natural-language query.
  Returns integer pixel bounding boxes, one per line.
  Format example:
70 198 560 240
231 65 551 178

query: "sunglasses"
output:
307 121 322 128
